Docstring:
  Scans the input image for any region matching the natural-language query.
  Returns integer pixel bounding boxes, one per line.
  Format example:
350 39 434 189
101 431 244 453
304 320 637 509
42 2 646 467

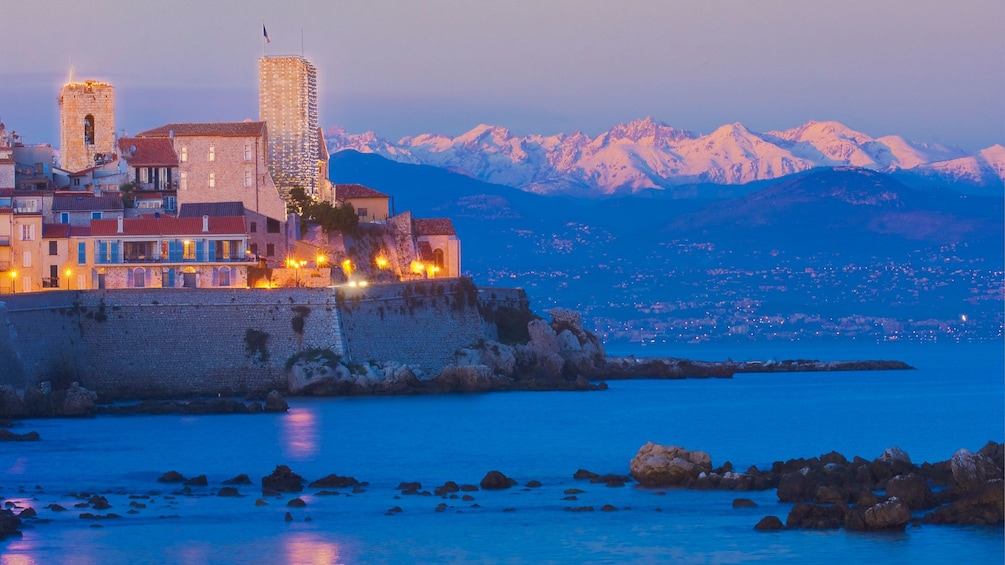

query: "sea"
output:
2 341 1003 564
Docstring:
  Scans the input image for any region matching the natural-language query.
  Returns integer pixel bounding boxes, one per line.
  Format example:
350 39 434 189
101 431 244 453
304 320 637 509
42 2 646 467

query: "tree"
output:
119 181 137 208
287 185 359 235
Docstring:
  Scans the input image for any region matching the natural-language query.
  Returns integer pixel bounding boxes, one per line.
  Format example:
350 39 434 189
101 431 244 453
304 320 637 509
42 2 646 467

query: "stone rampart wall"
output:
0 281 528 399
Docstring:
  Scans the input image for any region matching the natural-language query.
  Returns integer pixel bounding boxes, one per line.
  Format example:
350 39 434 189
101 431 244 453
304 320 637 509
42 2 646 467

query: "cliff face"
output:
0 281 527 400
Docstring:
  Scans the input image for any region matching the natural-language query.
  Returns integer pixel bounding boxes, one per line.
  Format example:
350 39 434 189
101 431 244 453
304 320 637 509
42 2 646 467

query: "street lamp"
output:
288 258 307 287
64 268 72 290
10 270 17 294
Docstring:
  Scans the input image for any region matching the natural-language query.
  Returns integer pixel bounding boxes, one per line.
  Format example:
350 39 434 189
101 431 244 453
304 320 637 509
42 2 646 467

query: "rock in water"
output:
262 465 304 493
264 391 289 413
480 471 516 490
951 449 1003 490
923 479 1005 525
885 473 937 510
754 515 784 530
846 498 911 531
629 442 712 487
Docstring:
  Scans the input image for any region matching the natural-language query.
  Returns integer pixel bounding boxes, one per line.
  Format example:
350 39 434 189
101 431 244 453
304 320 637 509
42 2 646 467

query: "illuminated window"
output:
181 147 188 162
209 146 215 161
180 171 187 190
183 241 195 260
209 173 215 188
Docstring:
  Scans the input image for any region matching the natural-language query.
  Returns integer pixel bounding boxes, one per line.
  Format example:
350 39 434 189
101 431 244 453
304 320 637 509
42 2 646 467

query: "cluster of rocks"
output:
287 308 608 396
604 357 913 380
0 383 98 418
629 441 1004 531
94 391 289 416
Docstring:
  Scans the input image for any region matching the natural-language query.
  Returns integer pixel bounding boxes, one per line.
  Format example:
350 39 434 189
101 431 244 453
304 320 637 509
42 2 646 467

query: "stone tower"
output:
59 80 115 173
259 56 319 200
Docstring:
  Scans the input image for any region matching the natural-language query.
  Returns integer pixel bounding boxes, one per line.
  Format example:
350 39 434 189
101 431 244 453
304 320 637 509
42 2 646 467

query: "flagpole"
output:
262 21 266 57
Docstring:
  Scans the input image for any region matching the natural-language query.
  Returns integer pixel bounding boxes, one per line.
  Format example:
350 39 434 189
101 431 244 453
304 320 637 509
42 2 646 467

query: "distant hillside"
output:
330 151 1004 343
328 119 1005 197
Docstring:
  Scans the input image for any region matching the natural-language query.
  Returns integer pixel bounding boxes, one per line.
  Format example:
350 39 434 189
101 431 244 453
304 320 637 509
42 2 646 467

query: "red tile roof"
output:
89 216 247 237
414 218 456 236
119 137 178 166
336 184 388 199
136 122 267 138
43 223 70 238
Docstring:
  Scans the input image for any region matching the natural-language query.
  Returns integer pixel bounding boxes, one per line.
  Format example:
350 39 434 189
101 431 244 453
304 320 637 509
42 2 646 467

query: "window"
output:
132 268 146 288
209 146 215 161
60 212 69 223
181 147 188 162
91 212 102 220
183 241 195 260
22 251 31 267
180 171 187 191
84 114 95 145
266 243 275 257
266 218 280 233
357 207 368 218
250 221 257 233
250 243 258 255
49 241 58 256
20 224 35 241
73 178 81 186
208 173 215 188
218 267 231 287
78 242 87 265
165 196 177 210
244 170 252 187
244 143 251 161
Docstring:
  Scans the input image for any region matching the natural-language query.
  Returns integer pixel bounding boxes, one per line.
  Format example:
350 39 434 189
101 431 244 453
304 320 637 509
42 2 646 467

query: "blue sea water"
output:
2 342 1003 564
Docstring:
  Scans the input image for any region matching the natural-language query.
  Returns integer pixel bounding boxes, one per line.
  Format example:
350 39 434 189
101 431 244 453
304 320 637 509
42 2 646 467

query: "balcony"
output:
42 277 60 288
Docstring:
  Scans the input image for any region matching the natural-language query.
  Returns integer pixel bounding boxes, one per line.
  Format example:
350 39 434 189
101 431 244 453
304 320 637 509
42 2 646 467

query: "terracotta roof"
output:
42 224 90 238
89 216 247 237
53 194 124 212
178 202 245 218
414 218 456 236
119 137 178 166
336 184 388 199
136 122 267 138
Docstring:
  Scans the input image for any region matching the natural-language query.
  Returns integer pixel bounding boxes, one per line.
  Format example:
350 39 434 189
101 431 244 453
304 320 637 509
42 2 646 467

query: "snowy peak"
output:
328 120 1004 196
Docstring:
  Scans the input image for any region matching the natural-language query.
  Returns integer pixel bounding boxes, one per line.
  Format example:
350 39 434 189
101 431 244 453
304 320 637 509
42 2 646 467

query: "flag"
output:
263 24 271 43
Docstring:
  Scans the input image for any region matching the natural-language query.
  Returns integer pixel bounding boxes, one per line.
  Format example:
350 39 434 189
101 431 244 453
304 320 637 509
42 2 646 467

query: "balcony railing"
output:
42 277 60 288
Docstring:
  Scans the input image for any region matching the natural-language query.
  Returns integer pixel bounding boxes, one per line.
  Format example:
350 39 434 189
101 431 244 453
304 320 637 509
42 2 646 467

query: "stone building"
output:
414 218 461 278
335 184 390 223
259 56 320 199
135 122 288 223
59 80 116 173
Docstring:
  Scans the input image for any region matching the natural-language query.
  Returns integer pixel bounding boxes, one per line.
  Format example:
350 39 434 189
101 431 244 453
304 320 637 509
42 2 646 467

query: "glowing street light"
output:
64 268 72 290
341 258 354 278
9 270 16 293
375 255 389 270
316 254 327 268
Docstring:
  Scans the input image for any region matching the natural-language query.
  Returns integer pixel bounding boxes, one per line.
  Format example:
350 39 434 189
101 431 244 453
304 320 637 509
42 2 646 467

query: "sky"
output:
1 0 1002 151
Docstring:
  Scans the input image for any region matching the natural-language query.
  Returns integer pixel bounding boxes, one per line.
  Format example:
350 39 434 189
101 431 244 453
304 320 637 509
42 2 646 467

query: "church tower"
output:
59 80 115 173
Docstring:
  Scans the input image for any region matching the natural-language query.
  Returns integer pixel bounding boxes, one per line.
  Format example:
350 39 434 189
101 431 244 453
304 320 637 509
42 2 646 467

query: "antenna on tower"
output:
68 64 74 84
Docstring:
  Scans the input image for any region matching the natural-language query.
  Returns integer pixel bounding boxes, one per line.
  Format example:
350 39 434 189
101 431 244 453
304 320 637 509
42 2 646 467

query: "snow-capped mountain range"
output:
326 118 1005 196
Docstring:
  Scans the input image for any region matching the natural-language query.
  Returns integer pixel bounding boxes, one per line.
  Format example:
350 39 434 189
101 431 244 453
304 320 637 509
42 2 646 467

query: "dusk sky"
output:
1 0 1002 151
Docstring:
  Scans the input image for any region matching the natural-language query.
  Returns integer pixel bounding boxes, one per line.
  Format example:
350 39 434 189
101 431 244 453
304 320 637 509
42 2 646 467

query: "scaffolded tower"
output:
259 56 319 200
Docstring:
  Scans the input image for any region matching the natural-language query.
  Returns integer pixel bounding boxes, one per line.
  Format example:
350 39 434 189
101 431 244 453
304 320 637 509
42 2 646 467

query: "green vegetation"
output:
288 186 359 235
493 305 538 345
285 347 341 370
243 329 270 364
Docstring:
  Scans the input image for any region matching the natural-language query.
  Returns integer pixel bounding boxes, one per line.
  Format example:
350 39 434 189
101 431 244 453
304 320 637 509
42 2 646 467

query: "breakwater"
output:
0 280 526 399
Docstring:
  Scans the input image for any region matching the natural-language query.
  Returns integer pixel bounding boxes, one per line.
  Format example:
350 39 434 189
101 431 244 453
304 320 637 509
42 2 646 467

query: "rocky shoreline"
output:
3 441 1001 542
0 308 915 420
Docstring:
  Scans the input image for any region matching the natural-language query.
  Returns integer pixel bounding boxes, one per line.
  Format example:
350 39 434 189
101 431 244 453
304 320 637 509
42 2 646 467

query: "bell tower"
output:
59 80 115 173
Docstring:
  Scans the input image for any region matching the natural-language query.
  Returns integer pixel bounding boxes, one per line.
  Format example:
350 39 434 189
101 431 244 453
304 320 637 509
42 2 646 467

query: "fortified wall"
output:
0 280 527 399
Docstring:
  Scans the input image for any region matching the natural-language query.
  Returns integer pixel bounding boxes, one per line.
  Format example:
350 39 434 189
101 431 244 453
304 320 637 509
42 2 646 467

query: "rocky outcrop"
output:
262 465 304 493
0 506 21 540
629 443 712 486
480 471 517 490
263 391 289 413
845 498 912 531
923 479 1004 525
885 473 937 510
950 448 1003 490
0 387 27 418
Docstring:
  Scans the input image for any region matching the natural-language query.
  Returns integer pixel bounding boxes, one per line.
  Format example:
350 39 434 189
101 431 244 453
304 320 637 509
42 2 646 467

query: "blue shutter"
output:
97 242 107 264
208 241 217 261
196 240 204 262
111 242 120 263
167 269 175 287
78 242 86 265
126 269 133 287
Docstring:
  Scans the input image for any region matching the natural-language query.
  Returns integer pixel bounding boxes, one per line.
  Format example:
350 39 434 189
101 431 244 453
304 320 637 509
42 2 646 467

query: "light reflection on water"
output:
1 538 38 565
283 532 344 565
281 408 320 460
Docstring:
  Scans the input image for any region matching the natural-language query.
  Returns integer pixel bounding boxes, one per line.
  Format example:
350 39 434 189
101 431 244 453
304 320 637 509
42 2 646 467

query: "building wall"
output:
419 234 462 278
59 81 115 173
0 283 527 398
176 135 288 222
345 196 390 223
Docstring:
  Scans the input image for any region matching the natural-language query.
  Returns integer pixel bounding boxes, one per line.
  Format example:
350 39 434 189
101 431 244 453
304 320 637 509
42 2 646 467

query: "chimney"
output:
117 216 124 234
202 215 209 233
